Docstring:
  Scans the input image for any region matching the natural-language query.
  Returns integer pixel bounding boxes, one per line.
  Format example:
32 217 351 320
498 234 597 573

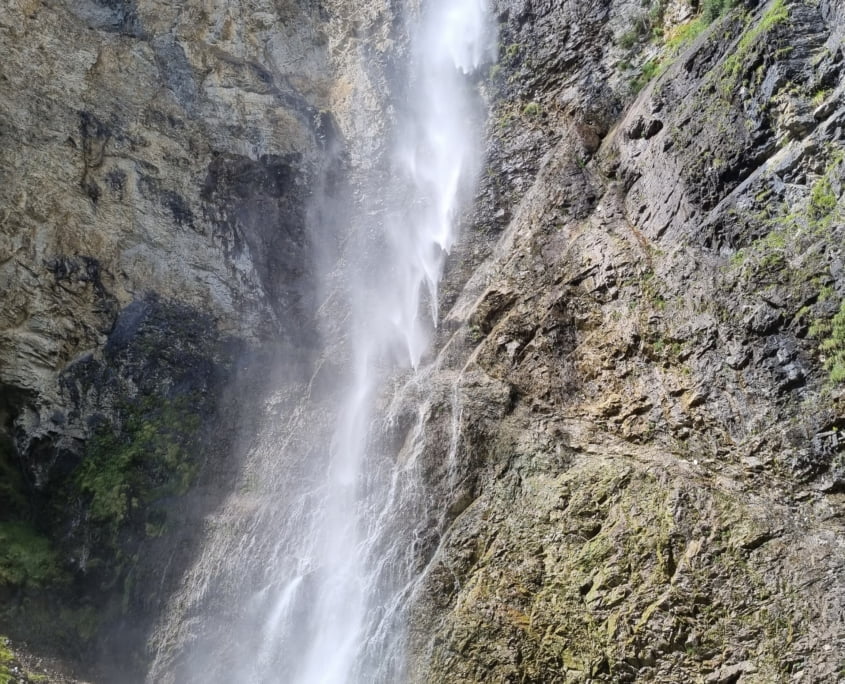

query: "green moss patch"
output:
76 394 202 538
420 460 811 681
0 523 66 589
0 637 12 684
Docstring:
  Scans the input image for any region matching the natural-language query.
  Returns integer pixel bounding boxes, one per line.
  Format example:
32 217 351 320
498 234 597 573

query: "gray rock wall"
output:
0 0 396 677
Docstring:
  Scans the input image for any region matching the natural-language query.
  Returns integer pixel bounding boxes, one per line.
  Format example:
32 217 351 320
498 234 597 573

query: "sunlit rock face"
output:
404 0 845 681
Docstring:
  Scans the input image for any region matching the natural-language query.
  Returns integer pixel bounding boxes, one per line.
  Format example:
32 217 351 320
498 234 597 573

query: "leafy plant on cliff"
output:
76 395 202 537
522 101 542 117
0 523 66 589
702 0 734 21
809 174 837 223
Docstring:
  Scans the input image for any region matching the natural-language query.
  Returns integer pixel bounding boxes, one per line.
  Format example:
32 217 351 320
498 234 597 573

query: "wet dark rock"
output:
202 153 318 348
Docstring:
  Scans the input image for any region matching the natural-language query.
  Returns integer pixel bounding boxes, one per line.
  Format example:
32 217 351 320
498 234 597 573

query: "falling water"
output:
149 1 494 681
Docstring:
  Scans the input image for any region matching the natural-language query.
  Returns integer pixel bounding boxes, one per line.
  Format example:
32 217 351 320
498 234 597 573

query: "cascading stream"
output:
148 1 494 681
289 3 493 677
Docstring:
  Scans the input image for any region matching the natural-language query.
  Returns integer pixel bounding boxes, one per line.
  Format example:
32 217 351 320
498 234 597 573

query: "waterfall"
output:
148 1 494 681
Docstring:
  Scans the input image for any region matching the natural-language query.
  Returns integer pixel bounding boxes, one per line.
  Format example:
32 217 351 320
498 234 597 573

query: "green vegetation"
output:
76 395 202 538
809 174 837 222
723 0 789 85
665 17 707 53
803 152 842 229
812 88 831 107
625 0 732 93
0 637 12 684
522 101 542 117
619 0 786 95
504 43 521 60
446 465 804 682
0 522 66 589
726 148 842 387
618 29 640 50
730 151 842 279
702 0 734 22
631 60 662 93
812 300 845 384
617 0 670 49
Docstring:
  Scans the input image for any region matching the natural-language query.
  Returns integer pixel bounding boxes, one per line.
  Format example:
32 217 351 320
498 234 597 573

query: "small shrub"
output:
504 43 521 60
702 0 734 22
618 29 640 49
809 175 837 221
631 60 662 92
0 523 66 589
522 101 542 117
812 88 831 107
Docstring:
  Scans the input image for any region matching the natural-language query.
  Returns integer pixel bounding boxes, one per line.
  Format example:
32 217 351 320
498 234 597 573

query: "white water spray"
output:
148 1 494 681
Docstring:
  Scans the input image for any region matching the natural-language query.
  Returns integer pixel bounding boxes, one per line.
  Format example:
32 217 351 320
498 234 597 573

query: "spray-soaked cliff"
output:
1 0 844 682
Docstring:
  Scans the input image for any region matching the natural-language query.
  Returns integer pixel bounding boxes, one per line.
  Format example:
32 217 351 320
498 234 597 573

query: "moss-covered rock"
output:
411 454 834 682
0 523 66 590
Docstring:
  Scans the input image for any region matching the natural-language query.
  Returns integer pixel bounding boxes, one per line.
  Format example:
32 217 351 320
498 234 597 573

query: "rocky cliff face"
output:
0 0 395 678
0 0 843 681
404 0 845 681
